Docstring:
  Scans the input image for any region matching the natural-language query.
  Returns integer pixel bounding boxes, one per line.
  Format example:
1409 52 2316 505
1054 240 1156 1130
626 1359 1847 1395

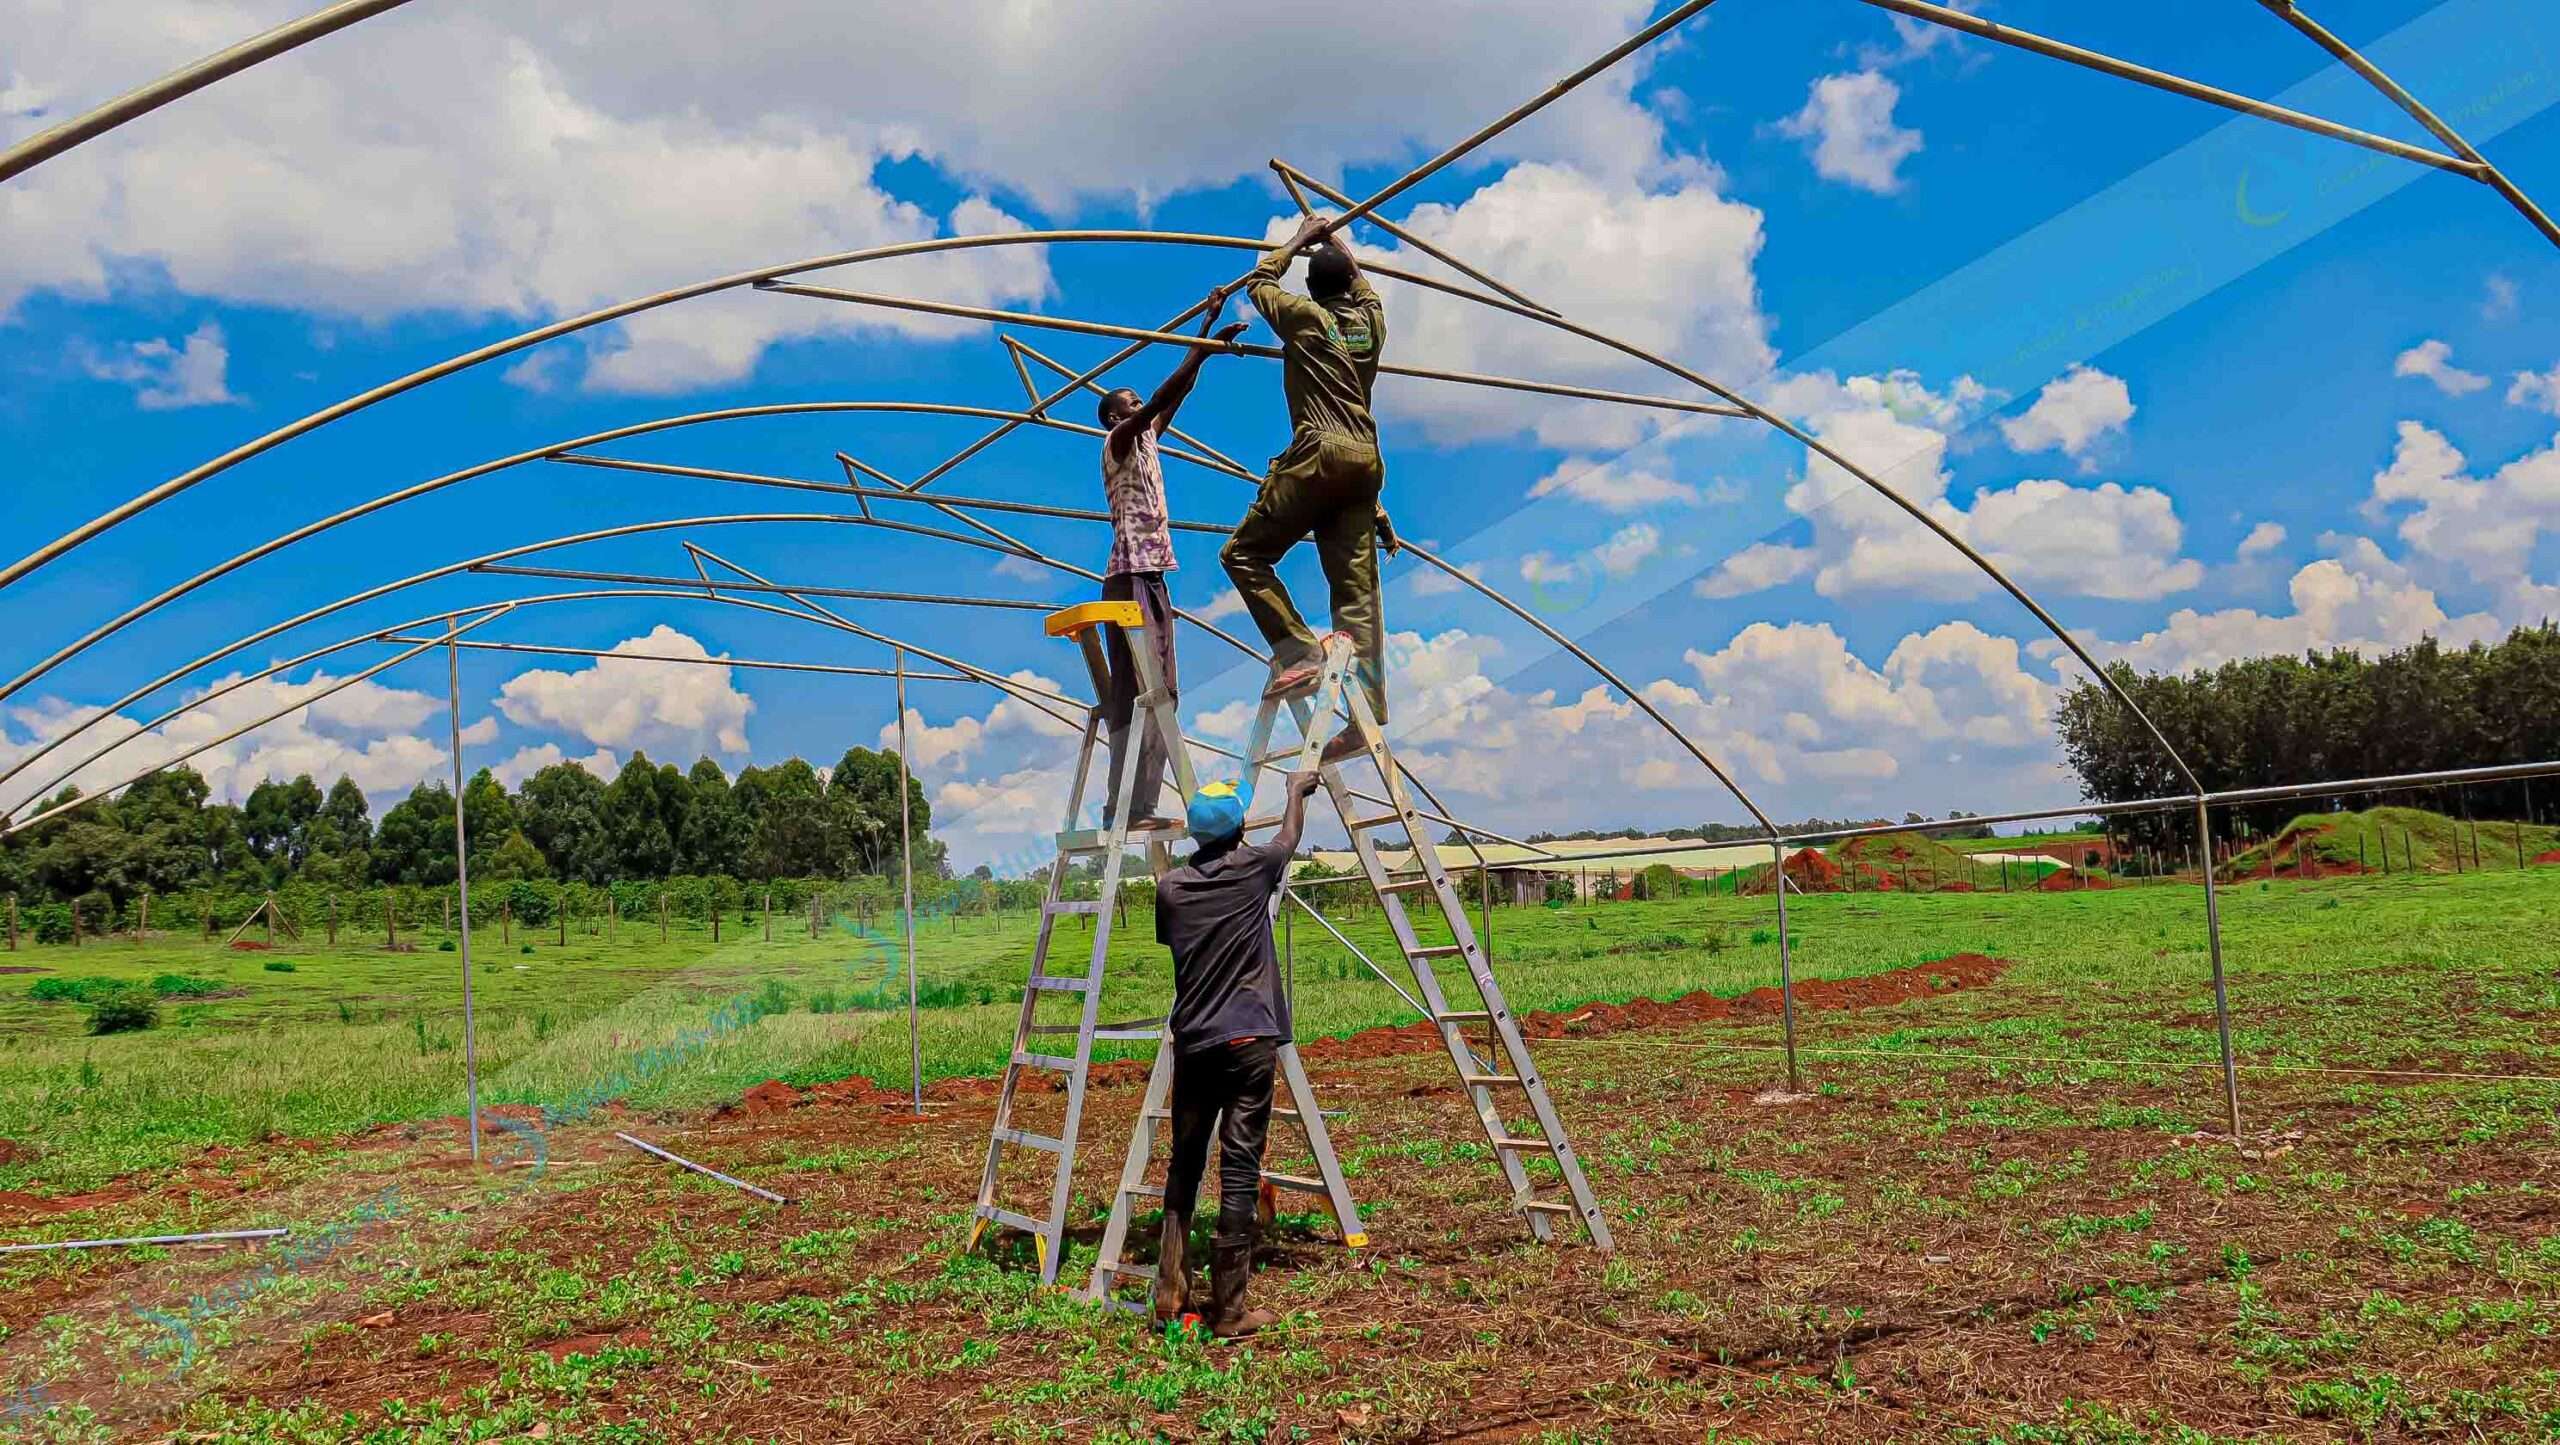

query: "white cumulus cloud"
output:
76 319 241 409
1776 71 1922 195
1526 457 1699 512
2394 339 2490 396
1999 364 2133 465
494 626 753 761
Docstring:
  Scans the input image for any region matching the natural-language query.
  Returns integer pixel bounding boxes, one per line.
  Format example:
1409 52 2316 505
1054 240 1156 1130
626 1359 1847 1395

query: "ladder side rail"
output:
973 711 1106 1235
1315 761 1551 1240
1036 732 1147 1283
1343 685 1614 1249
1275 1043 1366 1246
1085 1043 1179 1302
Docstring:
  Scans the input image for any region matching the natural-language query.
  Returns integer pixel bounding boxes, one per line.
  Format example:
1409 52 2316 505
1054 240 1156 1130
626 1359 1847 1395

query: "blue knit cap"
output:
1186 780 1248 843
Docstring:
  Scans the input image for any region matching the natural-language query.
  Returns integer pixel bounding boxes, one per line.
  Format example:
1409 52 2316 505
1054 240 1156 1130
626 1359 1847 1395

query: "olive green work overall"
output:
1218 430 1388 723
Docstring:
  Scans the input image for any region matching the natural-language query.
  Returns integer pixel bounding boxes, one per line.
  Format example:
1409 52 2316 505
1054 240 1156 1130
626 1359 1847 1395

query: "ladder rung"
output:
1093 1026 1161 1042
1273 1106 1347 1121
1121 1183 1166 1200
1107 1261 1158 1281
1028 974 1089 993
1462 1074 1523 1088
1010 1051 1075 1073
996 1128 1065 1153
1410 944 1467 959
1099 1294 1149 1315
1520 1199 1576 1216
1050 900 1105 915
1378 875 1436 894
1348 812 1405 830
1144 1108 1172 1121
977 1205 1047 1233
1241 813 1285 832
1494 1137 1556 1153
1438 1010 1493 1023
1262 1171 1331 1194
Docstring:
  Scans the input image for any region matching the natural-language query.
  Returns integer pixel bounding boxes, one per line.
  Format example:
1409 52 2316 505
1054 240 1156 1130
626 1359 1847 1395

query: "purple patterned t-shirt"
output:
1102 429 1178 577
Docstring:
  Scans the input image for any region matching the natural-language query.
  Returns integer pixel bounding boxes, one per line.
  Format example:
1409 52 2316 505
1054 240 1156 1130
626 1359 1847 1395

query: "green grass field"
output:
4 860 2554 1195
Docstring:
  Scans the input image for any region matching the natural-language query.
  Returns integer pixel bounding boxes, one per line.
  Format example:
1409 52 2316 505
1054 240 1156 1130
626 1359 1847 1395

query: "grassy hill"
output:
2227 805 2560 876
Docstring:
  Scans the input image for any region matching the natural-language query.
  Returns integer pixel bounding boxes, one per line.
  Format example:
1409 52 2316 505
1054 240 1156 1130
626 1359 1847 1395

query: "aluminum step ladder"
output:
1244 634 1612 1247
967 600 1194 1284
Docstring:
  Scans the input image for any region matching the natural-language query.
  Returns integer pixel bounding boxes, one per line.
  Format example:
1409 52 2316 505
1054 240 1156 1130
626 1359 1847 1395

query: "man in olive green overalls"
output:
1219 214 1400 764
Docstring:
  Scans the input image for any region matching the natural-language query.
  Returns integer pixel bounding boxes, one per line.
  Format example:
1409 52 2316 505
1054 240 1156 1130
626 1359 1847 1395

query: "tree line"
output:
0 747 944 918
2055 623 2560 846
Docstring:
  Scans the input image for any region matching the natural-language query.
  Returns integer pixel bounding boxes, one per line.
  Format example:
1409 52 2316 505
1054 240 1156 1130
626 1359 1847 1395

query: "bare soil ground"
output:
4 951 2556 1443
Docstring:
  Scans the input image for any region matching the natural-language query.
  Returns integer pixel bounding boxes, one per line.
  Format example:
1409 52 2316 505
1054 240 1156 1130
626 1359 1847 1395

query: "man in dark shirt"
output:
1218 213 1401 765
1150 767 1322 1335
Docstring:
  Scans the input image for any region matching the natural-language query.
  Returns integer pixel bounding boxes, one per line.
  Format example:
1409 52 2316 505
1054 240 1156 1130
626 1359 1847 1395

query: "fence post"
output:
501 899 510 946
763 890 773 943
70 901 79 947
6 896 15 951
1769 840 1801 1096
328 894 338 945
660 892 669 943
2517 819 2529 870
2196 797 2241 1139
385 890 396 949
137 892 148 943
443 893 451 934
559 897 568 948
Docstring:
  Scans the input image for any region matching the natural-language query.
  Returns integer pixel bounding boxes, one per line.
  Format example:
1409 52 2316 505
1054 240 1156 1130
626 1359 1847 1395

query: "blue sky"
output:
3 0 2557 869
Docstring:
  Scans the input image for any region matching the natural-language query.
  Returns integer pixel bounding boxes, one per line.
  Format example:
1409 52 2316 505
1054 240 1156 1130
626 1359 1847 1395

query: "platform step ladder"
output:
1083 1037 1367 1312
967 600 1196 1285
1243 635 1612 1248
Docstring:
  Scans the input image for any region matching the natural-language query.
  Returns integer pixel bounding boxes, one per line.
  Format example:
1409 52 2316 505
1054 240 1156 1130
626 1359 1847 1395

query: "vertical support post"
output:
2196 798 2240 1140
559 896 567 947
501 900 510 945
763 890 772 943
328 894 338 945
1769 840 1800 1096
385 889 395 948
444 617 482 1167
896 648 922 1115
660 892 669 942
5 896 14 951
70 901 80 947
608 891 617 941
137 892 148 943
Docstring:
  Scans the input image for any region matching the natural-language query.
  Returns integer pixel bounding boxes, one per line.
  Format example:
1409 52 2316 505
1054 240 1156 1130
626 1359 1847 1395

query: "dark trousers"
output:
1164 1037 1275 1244
1101 570 1178 823
1219 430 1388 723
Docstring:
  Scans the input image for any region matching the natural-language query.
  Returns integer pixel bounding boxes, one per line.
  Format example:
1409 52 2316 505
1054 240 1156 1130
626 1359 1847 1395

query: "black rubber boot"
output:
1207 1237 1278 1339
1152 1210 1192 1325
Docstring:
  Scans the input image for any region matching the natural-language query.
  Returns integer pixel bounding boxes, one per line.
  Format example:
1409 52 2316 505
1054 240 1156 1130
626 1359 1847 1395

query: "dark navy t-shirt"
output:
1155 839 1294 1052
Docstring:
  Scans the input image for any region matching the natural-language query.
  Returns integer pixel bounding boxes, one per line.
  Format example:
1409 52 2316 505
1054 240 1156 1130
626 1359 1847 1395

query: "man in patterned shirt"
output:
1095 293 1249 829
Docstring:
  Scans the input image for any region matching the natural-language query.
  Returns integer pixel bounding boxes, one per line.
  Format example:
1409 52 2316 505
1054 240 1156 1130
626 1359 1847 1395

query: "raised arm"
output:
1130 291 1248 438
1247 212 1336 327
1267 768 1325 858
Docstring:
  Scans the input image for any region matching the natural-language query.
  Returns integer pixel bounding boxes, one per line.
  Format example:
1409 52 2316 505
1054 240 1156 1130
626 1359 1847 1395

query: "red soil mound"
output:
1742 847 1843 895
1304 953 2008 1063
2535 849 2560 865
719 955 2012 1114
227 940 271 951
2036 870 2115 891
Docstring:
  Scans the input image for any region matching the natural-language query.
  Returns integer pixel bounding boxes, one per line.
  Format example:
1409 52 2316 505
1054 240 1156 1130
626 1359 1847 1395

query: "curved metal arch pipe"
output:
0 584 1093 823
1271 163 2205 794
0 0 420 186
12 212 2195 805
3 605 511 838
2250 0 2560 249
555 446 1790 836
0 396 1252 720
